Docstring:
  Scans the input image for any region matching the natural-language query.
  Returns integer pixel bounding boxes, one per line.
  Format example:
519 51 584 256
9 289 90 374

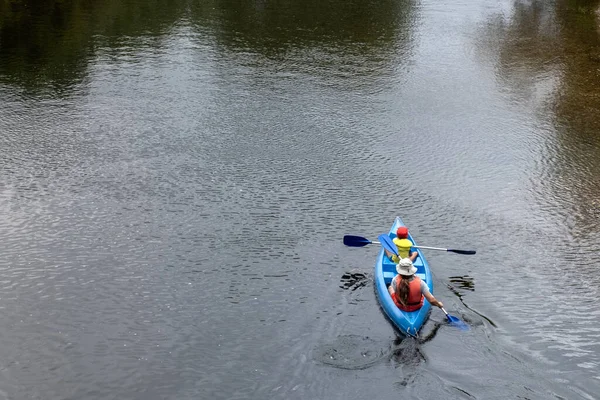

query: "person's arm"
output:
424 292 443 308
409 250 418 262
384 249 399 262
421 281 443 308
388 276 397 296
387 251 399 263
408 239 418 262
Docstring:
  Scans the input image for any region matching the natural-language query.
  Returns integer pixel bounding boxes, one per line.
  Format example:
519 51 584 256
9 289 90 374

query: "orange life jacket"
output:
393 276 424 312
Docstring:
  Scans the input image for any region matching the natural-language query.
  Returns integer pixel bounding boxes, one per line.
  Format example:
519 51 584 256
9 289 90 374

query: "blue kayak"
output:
374 216 433 337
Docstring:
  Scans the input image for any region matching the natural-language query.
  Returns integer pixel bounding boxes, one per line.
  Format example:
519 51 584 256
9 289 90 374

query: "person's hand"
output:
437 301 444 309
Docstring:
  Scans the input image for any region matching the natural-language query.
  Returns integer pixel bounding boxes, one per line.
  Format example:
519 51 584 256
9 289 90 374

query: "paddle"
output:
441 308 470 330
343 235 476 255
343 235 375 247
377 234 398 256
415 246 476 255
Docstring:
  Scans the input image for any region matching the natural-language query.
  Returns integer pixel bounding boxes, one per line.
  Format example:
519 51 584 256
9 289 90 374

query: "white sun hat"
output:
396 258 417 276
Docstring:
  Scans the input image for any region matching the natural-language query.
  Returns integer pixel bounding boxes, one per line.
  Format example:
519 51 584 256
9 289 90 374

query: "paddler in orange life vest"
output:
388 258 444 311
384 226 418 264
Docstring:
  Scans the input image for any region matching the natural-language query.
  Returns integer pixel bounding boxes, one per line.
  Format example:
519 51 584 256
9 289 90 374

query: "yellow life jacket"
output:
393 238 413 259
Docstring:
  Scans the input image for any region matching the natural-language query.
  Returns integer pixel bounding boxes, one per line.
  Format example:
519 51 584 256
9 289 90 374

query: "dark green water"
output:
1 0 600 398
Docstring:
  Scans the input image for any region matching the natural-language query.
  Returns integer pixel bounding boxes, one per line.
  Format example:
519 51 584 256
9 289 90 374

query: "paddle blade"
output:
442 308 470 330
343 235 372 247
446 314 470 330
448 249 477 255
377 234 398 256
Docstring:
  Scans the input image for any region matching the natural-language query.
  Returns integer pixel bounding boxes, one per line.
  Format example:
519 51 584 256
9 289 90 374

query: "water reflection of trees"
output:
479 0 600 235
0 0 416 91
191 0 417 89
189 0 412 49
0 0 187 90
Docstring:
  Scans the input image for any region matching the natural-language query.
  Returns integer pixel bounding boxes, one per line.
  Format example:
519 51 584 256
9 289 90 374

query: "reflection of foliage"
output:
480 0 600 234
0 0 186 90
189 0 412 48
552 1 600 134
480 0 600 132
187 0 416 91
529 1 600 232
0 0 416 92
0 0 90 87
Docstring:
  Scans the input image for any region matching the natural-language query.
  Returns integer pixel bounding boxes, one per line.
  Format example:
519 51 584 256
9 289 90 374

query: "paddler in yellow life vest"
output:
385 226 418 264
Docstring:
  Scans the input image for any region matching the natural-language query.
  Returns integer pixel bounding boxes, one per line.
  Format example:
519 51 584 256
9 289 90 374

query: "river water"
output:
1 0 599 399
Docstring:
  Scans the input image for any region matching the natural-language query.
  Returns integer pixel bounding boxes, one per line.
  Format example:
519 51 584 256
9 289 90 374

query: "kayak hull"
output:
374 216 433 337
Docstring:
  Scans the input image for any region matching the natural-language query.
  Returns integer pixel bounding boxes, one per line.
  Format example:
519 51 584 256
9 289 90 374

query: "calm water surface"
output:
1 0 600 399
